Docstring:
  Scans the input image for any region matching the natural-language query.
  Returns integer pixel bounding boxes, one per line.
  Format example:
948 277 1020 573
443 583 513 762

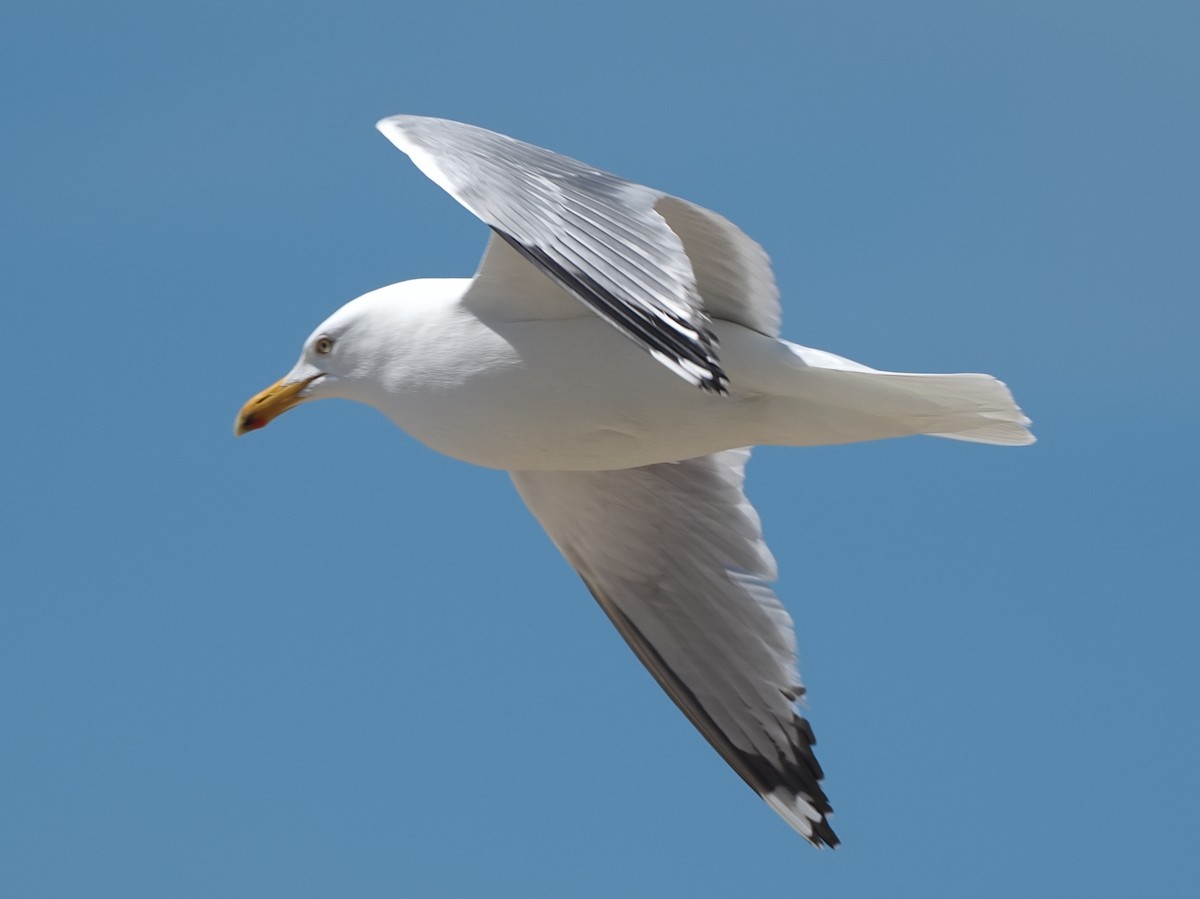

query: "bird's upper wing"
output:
510 449 836 846
377 115 781 392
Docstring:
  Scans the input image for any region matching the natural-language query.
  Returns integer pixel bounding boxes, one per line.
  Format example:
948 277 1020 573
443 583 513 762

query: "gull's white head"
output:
234 280 453 436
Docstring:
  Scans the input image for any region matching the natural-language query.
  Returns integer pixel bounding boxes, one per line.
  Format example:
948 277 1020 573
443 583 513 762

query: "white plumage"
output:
236 115 1034 846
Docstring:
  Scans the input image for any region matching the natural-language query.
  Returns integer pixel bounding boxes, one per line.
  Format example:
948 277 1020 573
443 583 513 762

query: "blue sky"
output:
3 1 1197 896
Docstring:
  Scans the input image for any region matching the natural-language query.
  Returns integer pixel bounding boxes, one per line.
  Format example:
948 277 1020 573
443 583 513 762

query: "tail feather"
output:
769 343 1035 447
930 417 1035 446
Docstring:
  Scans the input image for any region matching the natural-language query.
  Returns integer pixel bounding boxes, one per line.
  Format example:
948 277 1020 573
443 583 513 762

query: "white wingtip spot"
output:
764 791 834 847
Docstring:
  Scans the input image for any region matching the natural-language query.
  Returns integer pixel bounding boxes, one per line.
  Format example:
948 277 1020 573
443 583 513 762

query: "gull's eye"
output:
314 336 335 355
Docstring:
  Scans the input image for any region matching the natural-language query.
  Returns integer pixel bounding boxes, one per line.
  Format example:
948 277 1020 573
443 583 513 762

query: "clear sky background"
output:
3 1 1197 896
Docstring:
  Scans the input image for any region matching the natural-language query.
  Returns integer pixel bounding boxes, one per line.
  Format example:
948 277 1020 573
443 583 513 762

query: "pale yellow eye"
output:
314 336 334 355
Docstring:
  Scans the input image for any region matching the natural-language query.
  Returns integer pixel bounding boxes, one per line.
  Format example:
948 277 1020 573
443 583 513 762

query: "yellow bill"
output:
234 374 321 436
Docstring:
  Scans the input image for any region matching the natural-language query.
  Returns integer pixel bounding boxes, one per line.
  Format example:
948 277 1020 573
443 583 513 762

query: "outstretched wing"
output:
511 449 837 846
377 115 781 391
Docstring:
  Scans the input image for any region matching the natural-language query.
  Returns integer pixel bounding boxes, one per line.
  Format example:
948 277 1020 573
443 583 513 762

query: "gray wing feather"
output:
654 196 781 339
378 115 782 391
511 449 837 846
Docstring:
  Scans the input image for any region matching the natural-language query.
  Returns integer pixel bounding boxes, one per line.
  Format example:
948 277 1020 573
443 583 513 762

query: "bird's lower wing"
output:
511 449 837 846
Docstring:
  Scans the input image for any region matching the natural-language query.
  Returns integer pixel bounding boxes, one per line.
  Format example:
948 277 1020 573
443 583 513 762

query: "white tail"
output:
759 343 1035 447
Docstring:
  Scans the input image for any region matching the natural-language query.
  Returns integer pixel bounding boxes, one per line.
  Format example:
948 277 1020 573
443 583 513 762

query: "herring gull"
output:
235 115 1034 846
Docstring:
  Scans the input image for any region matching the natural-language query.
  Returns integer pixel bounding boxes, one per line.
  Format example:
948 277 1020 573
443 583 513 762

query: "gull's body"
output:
236 116 1033 847
320 277 1027 472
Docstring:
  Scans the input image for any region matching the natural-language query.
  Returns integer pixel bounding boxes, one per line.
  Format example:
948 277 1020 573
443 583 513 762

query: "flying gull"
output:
235 115 1034 846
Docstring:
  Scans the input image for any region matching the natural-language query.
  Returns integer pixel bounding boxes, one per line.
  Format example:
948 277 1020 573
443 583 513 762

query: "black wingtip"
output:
701 372 731 396
809 814 840 848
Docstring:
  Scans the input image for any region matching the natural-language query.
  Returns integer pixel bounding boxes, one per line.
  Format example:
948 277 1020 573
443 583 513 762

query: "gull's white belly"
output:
372 314 772 471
